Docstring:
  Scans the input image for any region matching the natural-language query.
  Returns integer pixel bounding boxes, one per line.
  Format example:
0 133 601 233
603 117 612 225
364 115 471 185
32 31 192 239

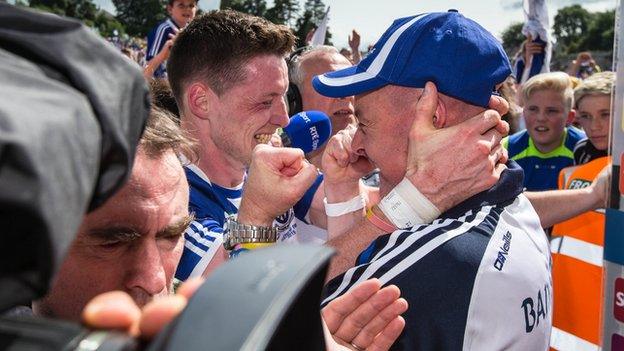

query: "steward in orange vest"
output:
550 156 609 350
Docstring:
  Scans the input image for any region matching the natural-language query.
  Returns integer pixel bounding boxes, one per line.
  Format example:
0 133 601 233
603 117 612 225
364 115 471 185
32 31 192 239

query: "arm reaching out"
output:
527 165 610 228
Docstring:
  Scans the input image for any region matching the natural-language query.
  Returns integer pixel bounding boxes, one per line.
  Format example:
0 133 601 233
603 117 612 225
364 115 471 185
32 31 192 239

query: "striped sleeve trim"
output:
322 206 495 306
148 19 173 58
181 219 224 278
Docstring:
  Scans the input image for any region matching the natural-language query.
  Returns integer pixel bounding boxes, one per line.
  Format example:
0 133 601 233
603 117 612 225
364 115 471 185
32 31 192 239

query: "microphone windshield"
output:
281 111 332 154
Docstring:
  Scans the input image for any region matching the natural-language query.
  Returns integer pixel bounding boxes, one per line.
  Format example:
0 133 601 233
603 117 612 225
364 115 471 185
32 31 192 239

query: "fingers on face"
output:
468 109 505 136
411 82 439 135
488 95 509 116
328 132 356 167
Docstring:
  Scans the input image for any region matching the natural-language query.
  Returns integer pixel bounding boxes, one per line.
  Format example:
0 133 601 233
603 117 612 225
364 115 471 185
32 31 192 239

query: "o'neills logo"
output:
493 231 512 271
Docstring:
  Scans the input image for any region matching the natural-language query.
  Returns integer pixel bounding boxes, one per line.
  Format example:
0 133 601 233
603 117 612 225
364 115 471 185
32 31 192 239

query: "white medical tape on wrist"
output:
378 178 441 228
323 194 366 217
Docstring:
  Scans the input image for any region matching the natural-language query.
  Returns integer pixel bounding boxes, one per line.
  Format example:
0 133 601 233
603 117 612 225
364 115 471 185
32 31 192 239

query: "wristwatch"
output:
223 216 278 250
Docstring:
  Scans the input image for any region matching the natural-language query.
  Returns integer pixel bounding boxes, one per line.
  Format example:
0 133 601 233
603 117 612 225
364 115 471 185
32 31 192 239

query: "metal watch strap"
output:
223 217 278 250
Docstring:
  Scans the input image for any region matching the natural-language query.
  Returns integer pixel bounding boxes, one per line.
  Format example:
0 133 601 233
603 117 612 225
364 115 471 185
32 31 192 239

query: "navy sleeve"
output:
293 173 323 223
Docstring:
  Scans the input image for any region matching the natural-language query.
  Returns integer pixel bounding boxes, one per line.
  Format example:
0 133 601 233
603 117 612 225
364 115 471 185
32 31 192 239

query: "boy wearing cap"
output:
314 11 551 350
503 72 585 191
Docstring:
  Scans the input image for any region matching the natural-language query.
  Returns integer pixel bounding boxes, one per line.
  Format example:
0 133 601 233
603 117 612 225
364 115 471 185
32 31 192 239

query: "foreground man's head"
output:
35 109 196 320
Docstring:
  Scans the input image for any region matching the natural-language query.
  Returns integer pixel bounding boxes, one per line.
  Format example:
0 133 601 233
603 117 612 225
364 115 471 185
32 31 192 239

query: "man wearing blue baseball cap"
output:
316 11 552 350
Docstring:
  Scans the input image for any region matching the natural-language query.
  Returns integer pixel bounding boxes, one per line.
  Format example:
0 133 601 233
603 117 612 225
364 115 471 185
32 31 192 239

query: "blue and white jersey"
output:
323 162 552 350
146 18 178 78
175 164 324 281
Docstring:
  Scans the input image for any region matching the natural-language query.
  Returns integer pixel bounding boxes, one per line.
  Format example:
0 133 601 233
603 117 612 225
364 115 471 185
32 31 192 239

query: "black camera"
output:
0 245 332 351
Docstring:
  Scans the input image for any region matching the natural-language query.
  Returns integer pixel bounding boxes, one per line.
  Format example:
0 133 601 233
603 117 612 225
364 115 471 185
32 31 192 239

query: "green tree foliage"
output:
66 0 98 23
28 0 104 29
553 5 591 53
501 22 525 59
113 0 166 37
223 0 332 48
94 11 125 37
293 0 332 47
28 0 67 14
221 0 267 17
28 0 100 27
265 0 299 26
502 5 615 62
579 10 615 53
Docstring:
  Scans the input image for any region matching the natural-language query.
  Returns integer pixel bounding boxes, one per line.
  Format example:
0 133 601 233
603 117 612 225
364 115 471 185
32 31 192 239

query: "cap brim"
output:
312 65 388 98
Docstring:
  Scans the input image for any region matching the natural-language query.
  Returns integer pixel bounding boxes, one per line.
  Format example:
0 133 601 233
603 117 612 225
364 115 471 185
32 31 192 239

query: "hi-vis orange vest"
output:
550 156 609 351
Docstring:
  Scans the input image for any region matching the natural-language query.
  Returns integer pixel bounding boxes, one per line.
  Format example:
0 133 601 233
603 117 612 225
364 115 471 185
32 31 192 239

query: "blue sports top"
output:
323 162 552 350
146 18 178 78
503 127 585 191
175 164 324 281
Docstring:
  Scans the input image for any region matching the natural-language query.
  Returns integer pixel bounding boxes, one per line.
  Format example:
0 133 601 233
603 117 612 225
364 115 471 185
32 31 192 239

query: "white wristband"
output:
324 194 365 217
378 178 441 228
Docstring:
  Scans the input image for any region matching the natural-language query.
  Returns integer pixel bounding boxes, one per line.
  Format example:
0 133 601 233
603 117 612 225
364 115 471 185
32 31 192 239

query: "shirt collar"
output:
441 160 524 218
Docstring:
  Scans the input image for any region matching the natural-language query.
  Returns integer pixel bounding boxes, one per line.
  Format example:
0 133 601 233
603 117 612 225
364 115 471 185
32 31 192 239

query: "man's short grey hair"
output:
289 45 340 89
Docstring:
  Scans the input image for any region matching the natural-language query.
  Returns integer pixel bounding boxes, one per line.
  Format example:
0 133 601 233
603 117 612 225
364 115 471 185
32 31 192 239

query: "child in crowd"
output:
144 0 197 78
549 71 614 351
503 72 585 191
573 71 614 164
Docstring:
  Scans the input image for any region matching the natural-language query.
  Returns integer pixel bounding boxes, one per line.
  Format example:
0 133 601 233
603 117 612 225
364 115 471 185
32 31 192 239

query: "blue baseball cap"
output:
312 10 511 107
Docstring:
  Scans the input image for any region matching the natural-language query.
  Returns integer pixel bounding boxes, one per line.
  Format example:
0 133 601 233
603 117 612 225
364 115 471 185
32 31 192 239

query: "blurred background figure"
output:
498 75 524 134
514 0 551 85
144 0 197 79
567 51 602 79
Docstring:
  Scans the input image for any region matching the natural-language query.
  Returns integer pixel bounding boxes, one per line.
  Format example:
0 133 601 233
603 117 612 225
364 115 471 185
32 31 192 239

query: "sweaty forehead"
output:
236 55 288 94
80 150 188 233
126 150 186 198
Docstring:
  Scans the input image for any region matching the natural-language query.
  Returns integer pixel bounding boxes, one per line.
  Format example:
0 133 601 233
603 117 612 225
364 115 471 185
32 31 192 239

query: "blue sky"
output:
93 0 616 48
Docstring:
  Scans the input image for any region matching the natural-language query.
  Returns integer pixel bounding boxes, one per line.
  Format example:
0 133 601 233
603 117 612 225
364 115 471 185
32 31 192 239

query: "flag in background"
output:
310 6 330 47
518 0 552 84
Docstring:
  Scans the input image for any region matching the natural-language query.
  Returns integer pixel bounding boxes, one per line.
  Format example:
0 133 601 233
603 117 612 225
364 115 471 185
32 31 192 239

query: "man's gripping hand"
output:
238 144 318 226
322 124 375 201
405 82 509 212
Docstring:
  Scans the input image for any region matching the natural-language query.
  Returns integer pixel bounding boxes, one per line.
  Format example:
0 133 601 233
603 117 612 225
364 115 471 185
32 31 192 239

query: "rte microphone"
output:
281 110 332 154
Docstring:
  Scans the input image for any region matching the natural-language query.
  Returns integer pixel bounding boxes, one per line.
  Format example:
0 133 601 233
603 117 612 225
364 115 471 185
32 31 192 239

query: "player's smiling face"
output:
207 54 290 166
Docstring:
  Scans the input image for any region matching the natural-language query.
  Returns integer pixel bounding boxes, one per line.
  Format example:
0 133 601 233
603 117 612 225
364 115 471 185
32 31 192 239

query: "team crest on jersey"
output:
274 209 297 241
